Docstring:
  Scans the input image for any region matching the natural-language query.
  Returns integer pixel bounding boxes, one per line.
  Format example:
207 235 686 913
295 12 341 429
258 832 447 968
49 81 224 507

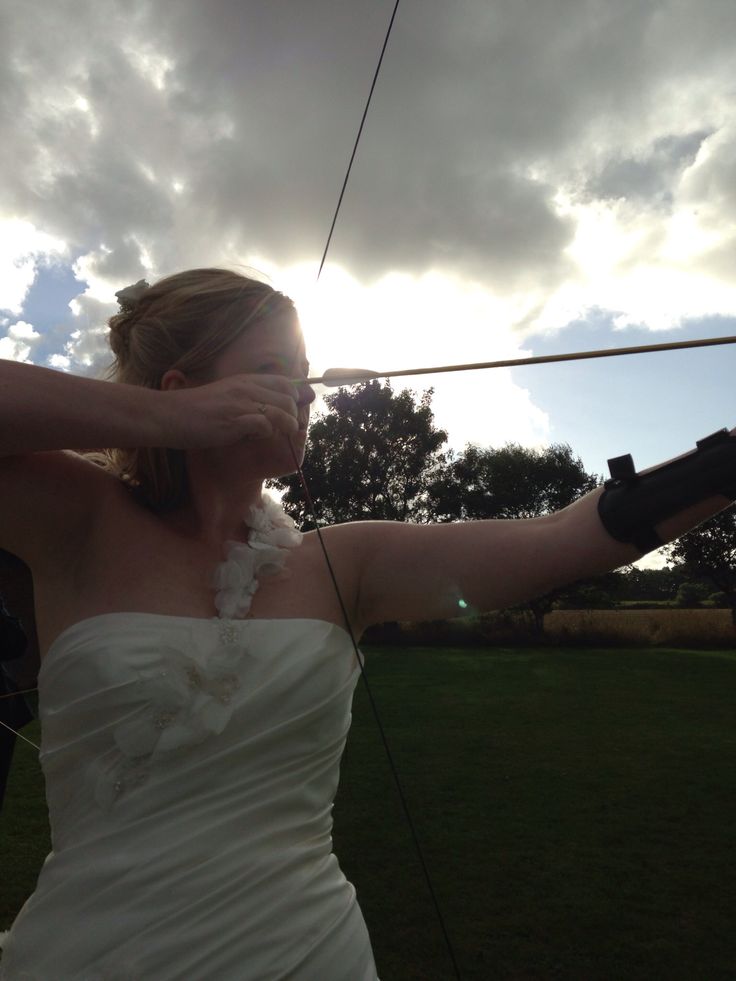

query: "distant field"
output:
2 645 736 980
543 608 736 648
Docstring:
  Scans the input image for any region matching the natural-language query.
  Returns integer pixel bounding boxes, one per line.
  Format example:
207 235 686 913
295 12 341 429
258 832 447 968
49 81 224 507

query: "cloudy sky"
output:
2 0 736 568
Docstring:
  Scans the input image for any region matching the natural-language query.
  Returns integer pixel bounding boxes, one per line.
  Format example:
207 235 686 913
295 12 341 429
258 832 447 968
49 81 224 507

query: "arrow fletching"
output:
311 367 379 387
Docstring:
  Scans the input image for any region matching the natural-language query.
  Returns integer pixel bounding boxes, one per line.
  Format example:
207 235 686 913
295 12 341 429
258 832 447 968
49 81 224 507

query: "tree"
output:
427 442 601 521
612 566 690 603
273 389 639 631
270 381 448 529
551 572 623 610
426 442 603 631
674 582 711 608
663 508 736 620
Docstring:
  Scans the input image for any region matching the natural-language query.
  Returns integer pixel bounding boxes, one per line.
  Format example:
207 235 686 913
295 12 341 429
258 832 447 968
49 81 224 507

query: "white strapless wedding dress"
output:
0 613 380 980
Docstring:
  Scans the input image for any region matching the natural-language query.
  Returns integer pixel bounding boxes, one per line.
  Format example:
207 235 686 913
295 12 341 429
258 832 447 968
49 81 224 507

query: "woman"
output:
0 267 732 979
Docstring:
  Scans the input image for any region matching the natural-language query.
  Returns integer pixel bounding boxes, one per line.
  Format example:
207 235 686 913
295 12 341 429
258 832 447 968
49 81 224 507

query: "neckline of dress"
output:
41 613 353 675
41 495 324 674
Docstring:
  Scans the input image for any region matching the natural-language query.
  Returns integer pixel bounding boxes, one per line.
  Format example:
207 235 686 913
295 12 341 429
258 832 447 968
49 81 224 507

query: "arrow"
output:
303 334 736 387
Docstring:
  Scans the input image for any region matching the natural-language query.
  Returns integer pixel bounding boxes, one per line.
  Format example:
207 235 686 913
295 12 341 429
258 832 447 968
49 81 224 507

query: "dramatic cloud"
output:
2 0 734 572
585 132 713 207
0 319 40 362
2 0 736 383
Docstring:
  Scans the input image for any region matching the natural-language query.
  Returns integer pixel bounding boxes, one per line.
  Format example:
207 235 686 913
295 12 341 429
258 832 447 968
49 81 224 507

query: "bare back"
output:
32 472 362 662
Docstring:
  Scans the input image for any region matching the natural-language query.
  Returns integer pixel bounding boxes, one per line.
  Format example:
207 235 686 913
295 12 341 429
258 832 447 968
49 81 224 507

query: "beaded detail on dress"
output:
94 622 249 810
210 492 303 619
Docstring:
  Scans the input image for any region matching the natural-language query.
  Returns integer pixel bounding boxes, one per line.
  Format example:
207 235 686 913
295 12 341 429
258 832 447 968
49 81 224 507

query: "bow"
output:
292 2 736 973
292 2 465 972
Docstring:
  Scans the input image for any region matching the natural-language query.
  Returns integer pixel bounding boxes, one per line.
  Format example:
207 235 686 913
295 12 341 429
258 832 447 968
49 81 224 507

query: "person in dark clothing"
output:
0 595 33 812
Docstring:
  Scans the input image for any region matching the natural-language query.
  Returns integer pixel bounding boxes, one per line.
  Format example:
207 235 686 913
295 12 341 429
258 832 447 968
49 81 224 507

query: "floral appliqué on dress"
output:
210 492 303 619
94 494 302 811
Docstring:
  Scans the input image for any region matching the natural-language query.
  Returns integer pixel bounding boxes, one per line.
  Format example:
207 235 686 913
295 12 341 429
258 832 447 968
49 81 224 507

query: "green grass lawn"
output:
2 645 736 980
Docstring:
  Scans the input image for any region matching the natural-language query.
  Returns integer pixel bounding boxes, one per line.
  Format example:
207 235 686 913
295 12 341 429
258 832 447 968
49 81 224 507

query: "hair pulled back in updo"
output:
81 267 296 513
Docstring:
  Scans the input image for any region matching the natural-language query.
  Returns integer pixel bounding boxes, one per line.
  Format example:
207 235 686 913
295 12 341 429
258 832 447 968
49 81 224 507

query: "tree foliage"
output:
271 383 610 628
427 442 601 521
423 441 603 629
270 381 447 529
663 508 736 611
271 380 736 623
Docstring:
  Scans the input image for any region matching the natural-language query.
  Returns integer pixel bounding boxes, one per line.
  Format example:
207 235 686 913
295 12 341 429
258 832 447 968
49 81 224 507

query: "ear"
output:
160 368 189 392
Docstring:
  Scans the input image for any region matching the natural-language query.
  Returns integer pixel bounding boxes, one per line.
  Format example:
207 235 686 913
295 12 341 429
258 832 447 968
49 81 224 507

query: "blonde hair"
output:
81 267 296 513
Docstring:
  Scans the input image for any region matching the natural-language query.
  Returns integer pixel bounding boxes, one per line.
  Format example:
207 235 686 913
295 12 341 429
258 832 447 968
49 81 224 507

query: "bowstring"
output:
0 687 38 700
317 0 402 281
0 716 39 751
0 687 40 749
310 2 464 975
286 440 463 980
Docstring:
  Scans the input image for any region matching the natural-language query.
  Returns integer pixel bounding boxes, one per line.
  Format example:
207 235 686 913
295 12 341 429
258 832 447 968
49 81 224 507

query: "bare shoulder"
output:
0 449 122 572
299 520 366 572
301 520 370 569
306 519 398 566
298 521 373 632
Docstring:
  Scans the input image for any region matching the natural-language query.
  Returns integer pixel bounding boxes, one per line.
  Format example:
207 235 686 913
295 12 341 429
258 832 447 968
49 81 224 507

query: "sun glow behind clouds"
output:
544 188 736 335
257 260 552 453
266 259 684 573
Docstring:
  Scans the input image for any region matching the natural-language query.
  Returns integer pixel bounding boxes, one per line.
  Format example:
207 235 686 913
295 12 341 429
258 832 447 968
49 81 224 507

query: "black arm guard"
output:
597 428 736 554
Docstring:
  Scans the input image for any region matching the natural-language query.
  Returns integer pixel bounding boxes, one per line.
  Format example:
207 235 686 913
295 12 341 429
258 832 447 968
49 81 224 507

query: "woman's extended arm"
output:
351 429 736 629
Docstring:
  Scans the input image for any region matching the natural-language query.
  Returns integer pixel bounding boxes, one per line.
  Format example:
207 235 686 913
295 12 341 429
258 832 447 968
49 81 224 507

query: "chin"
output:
231 432 306 480
264 432 307 476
